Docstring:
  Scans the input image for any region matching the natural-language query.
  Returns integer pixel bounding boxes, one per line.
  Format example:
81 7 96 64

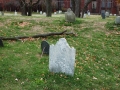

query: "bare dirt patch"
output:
0 22 4 27
18 22 31 27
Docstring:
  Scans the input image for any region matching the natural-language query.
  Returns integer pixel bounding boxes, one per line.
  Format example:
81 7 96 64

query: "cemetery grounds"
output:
0 13 120 90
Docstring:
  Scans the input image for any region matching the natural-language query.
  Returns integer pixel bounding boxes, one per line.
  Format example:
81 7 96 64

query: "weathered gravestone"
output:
0 39 4 47
54 12 57 14
115 16 120 24
105 11 109 17
59 10 62 14
41 41 49 54
49 38 76 76
65 8 75 22
40 11 42 14
15 11 17 15
43 12 45 15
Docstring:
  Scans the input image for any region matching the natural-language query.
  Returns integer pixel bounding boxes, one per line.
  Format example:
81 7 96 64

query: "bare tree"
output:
19 0 40 16
71 0 92 18
117 0 120 15
45 0 52 17
81 0 92 18
75 0 81 17
71 0 75 13
39 0 46 12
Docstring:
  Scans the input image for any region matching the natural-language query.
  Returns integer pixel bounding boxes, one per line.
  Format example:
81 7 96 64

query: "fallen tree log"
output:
0 30 76 41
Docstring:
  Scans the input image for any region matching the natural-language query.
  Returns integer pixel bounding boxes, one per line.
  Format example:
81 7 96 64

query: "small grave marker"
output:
101 10 105 19
115 16 120 24
105 11 109 17
41 41 49 54
65 8 75 22
0 39 4 47
40 11 42 14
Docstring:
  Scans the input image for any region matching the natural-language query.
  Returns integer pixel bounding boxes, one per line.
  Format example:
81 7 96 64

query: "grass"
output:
0 14 120 90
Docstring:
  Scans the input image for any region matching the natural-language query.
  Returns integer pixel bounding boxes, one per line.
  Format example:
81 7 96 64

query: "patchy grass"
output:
105 22 120 31
0 15 120 90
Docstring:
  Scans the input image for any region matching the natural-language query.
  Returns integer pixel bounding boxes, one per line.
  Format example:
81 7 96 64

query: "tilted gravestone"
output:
49 38 76 76
0 39 4 47
41 41 49 54
65 8 75 22
115 16 120 24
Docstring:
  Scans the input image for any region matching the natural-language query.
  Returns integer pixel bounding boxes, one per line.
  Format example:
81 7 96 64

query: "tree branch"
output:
0 30 76 41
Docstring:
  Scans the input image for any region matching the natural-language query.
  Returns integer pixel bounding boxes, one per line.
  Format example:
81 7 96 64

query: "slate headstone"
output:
101 10 105 19
49 38 76 76
0 39 4 47
41 41 49 54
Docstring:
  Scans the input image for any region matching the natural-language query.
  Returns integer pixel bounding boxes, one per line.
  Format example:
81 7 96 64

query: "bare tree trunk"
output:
21 5 27 16
71 0 75 13
28 5 32 16
81 0 92 18
19 0 40 16
75 0 80 17
46 0 52 17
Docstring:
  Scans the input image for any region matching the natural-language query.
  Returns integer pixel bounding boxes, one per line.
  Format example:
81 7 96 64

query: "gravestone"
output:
40 11 42 14
49 38 76 76
43 12 46 16
83 14 86 18
0 11 1 15
101 10 105 19
0 39 4 47
87 10 90 16
105 11 109 17
110 13 112 16
59 10 62 14
54 12 57 14
15 11 17 15
1 11 4 16
65 8 75 22
115 16 120 24
41 41 49 54
37 10 39 13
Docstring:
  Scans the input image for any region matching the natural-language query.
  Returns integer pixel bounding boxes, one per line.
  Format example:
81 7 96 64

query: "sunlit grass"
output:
0 15 120 90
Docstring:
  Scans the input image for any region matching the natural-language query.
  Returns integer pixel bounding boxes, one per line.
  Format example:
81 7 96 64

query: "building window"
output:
107 0 111 8
92 1 97 9
101 0 105 8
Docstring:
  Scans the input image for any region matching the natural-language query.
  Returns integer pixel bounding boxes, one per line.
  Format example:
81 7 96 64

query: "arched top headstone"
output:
67 8 72 12
65 8 75 22
41 41 49 54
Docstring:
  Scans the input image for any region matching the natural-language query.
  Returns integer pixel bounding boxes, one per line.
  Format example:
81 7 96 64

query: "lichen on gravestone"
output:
49 38 76 76
65 8 75 22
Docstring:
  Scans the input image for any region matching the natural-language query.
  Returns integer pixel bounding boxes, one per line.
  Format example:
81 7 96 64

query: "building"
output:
58 0 118 14
0 0 118 14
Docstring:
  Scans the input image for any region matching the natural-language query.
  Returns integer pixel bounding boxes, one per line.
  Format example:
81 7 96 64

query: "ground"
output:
0 13 120 90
